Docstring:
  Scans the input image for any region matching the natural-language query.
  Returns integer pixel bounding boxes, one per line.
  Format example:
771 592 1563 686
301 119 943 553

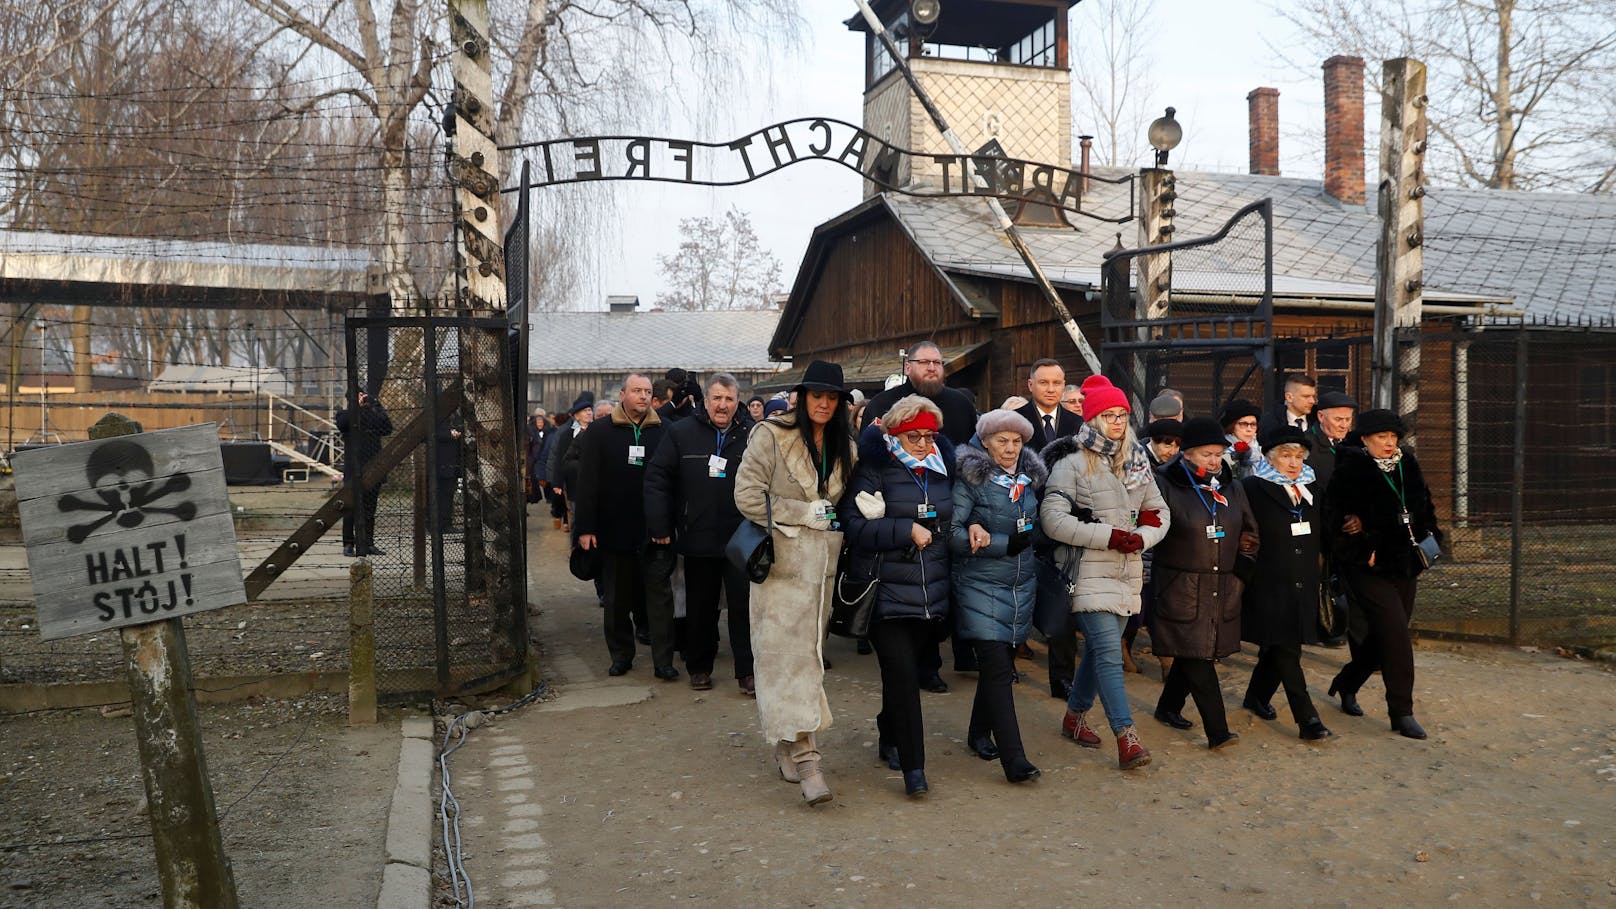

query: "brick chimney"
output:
1322 55 1366 205
1247 87 1280 176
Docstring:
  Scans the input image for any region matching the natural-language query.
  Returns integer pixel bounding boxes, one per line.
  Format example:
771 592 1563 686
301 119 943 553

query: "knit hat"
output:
1354 408 1406 438
1218 398 1262 429
1259 424 1312 453
1313 391 1357 414
1145 418 1183 441
976 408 1035 443
763 399 789 416
1081 383 1130 422
1180 417 1228 451
1079 374 1112 395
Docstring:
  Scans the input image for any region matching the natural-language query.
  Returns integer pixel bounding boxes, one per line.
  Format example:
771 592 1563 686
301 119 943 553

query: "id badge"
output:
918 503 937 520
628 445 646 466
708 455 728 478
1205 523 1226 540
1290 521 1312 537
1399 510 1412 526
1017 516 1034 534
815 502 837 521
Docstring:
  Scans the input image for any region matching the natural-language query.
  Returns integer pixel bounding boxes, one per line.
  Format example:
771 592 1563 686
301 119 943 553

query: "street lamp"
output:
1148 106 1183 168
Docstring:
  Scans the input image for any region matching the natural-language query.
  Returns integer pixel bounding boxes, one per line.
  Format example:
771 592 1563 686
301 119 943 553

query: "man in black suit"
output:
1259 373 1319 438
1016 358 1083 452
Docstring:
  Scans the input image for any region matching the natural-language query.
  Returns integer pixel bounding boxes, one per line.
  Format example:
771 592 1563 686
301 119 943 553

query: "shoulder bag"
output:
726 493 774 583
829 549 881 639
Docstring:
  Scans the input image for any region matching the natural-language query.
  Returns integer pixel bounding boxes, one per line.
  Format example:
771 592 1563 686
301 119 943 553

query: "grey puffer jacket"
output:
948 440 1048 645
1038 436 1169 616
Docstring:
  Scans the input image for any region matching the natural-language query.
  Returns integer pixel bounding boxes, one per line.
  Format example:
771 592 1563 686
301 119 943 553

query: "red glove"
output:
1136 509 1162 528
1107 529 1145 553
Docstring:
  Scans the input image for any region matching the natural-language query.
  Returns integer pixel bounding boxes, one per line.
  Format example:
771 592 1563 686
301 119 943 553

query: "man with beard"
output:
858 341 977 445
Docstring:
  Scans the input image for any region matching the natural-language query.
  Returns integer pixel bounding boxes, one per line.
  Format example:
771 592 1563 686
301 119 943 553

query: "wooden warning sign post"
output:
13 415 243 909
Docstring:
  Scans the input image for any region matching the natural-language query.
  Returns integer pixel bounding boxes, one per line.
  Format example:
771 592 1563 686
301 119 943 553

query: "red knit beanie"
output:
1079 374 1112 395
1082 384 1131 422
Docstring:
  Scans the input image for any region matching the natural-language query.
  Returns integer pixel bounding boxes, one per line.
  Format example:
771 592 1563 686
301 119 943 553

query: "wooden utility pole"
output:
1372 57 1428 446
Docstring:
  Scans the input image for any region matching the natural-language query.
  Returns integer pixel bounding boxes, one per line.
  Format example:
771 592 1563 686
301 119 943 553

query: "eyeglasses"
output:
1234 419 1259 428
1097 412 1131 424
908 359 944 368
900 431 936 444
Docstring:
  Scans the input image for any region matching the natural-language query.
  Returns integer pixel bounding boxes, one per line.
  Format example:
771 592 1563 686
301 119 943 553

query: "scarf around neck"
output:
1183 461 1229 506
1373 448 1404 473
885 433 948 476
989 469 1033 502
1077 423 1155 491
1252 456 1316 504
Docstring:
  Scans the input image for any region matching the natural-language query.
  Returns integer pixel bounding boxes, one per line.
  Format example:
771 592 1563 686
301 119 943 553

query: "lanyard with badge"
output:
1381 462 1412 527
1285 485 1311 537
1184 461 1224 540
708 426 729 478
910 469 937 522
627 421 646 467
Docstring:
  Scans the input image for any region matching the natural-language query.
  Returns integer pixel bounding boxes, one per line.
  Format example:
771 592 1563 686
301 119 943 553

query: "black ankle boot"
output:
1328 679 1364 717
903 769 929 797
1002 756 1040 783
967 734 998 761
1391 715 1427 739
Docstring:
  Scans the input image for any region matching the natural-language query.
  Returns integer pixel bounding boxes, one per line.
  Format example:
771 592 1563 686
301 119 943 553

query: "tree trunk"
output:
1492 0 1516 190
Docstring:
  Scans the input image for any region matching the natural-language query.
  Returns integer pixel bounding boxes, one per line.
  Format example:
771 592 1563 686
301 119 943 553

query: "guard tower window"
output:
855 0 1070 89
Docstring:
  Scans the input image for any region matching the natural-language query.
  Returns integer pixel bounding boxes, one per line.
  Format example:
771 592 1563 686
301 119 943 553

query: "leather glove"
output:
1238 531 1259 554
1006 531 1030 556
1136 508 1162 528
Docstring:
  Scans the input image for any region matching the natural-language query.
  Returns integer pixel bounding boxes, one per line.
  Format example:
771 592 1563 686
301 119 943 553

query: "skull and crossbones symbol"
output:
57 440 197 543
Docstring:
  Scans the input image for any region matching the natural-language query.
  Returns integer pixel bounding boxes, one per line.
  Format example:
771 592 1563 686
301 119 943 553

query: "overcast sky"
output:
568 0 1348 310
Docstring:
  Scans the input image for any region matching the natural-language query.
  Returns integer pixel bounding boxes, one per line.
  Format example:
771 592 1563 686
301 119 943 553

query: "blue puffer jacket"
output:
948 439 1047 645
841 427 954 623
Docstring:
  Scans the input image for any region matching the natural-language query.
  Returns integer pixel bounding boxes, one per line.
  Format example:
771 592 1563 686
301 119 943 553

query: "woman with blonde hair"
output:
733 361 857 805
1039 378 1169 771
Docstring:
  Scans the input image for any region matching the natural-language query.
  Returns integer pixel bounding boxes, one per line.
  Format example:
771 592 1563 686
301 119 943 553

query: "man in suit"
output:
1016 359 1084 452
1260 373 1319 437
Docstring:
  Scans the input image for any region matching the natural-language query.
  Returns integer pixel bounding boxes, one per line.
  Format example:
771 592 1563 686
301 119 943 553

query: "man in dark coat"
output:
645 373 754 693
1015 359 1083 453
525 408 549 504
856 339 978 689
545 394 595 528
337 389 393 557
1306 390 1357 647
432 404 464 533
655 368 702 424
858 341 977 445
574 374 676 679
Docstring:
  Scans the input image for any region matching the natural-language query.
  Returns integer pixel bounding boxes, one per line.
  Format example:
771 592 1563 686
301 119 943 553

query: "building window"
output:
869 15 908 86
1007 19 1057 67
1277 340 1353 394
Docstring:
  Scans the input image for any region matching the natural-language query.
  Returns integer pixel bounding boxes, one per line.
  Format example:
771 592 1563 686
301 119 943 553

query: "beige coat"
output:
732 415 852 744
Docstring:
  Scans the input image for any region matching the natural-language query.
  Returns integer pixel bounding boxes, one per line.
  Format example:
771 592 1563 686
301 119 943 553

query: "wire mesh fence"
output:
1279 320 1616 648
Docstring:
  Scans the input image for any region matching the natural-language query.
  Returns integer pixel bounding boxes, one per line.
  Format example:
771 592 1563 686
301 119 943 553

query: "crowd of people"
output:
525 356 1442 807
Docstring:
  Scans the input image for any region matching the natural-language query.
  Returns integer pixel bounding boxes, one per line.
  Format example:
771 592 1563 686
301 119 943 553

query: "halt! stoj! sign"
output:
13 423 247 640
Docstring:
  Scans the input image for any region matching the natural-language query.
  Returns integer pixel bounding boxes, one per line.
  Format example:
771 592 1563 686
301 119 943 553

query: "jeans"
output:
1067 611 1132 733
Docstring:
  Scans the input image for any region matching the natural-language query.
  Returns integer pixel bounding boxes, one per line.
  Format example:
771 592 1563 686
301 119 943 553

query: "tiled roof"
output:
877 167 1616 317
529 309 787 372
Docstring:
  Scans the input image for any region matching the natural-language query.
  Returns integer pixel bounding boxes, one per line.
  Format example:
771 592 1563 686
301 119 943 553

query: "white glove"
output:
807 499 836 531
855 491 887 519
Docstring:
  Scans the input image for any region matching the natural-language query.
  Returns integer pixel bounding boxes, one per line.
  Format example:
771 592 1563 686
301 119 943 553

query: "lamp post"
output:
1147 106 1183 168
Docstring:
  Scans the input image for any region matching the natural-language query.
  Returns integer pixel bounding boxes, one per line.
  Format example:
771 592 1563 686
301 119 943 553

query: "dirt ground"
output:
0 693 401 908
438 518 1616 909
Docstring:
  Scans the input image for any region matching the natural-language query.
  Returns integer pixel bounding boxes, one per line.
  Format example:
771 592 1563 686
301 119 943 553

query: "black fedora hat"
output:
1312 390 1357 414
795 360 849 398
569 545 600 582
1218 398 1262 429
568 392 595 416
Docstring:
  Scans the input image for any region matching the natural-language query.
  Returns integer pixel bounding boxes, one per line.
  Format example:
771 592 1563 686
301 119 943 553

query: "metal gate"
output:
1100 199 1276 416
345 313 528 702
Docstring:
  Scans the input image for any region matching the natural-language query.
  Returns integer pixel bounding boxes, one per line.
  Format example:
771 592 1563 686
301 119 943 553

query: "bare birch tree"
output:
1275 0 1616 192
1070 0 1159 167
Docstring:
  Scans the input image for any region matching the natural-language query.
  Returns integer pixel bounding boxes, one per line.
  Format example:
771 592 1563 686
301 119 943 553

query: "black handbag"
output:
1319 573 1350 639
830 549 881 639
1032 545 1079 638
726 494 774 583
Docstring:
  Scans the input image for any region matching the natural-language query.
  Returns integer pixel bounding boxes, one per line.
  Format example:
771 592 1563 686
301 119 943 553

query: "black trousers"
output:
1245 644 1319 725
600 550 675 668
1047 628 1078 692
1335 572 1418 718
435 476 458 532
343 485 382 551
871 619 935 772
1158 657 1230 739
549 487 568 519
966 640 1027 765
682 555 754 679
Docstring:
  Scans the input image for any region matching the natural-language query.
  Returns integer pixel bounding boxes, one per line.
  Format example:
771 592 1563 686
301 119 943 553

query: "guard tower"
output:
847 0 1075 192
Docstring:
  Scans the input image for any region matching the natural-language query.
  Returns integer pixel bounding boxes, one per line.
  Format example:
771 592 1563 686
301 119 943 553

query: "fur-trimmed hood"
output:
856 424 955 472
1038 434 1082 470
957 437 1048 488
